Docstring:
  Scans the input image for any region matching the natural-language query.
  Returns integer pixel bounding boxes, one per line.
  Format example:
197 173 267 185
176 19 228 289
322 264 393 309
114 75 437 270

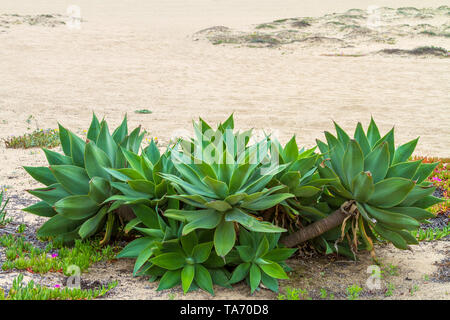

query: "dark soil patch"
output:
433 255 449 282
6 194 37 211
77 278 110 290
420 212 449 231
432 186 445 198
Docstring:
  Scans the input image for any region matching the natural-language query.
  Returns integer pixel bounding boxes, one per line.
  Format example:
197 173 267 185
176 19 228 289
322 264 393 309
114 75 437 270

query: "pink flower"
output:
51 253 58 258
54 284 61 288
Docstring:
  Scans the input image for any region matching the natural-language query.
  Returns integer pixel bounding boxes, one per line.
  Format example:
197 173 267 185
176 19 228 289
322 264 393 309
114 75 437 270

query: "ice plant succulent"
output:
23 114 145 244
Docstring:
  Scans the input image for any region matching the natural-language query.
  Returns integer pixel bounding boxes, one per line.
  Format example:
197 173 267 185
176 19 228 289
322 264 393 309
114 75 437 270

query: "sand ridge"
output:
194 6 450 56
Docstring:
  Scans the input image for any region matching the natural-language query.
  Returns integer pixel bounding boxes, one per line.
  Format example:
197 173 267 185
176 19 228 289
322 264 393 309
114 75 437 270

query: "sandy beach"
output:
0 0 449 300
1 1 449 156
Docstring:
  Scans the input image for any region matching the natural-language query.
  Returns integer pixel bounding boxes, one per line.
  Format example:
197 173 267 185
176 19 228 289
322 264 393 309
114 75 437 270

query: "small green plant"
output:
319 288 328 299
423 274 430 281
135 109 152 114
4 129 60 149
0 274 117 300
278 287 311 300
386 264 399 276
346 285 363 300
0 189 11 226
168 293 176 300
385 282 395 297
26 115 34 126
410 284 420 296
6 247 17 261
17 224 27 234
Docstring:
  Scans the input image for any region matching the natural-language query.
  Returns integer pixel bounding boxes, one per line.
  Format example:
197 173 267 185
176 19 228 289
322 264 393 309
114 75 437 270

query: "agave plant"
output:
101 141 179 219
281 118 442 252
161 116 293 257
116 203 182 276
132 229 234 295
102 141 184 266
124 226 237 290
229 229 296 294
148 232 217 295
265 136 335 226
253 136 354 256
23 114 145 244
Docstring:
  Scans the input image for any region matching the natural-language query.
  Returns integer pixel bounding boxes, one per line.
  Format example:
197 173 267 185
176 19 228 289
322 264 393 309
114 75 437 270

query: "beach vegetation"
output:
0 189 11 226
4 129 60 149
135 109 152 114
23 113 146 245
277 287 311 300
0 274 117 300
22 114 445 295
255 24 276 30
0 233 117 274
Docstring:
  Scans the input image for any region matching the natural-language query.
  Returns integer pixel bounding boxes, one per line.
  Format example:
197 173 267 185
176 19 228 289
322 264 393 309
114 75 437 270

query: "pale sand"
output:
0 0 449 299
0 1 449 157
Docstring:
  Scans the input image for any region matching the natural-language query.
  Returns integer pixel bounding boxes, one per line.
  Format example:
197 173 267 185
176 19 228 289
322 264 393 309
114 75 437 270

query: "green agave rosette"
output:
161 115 293 258
317 118 442 250
23 113 145 243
